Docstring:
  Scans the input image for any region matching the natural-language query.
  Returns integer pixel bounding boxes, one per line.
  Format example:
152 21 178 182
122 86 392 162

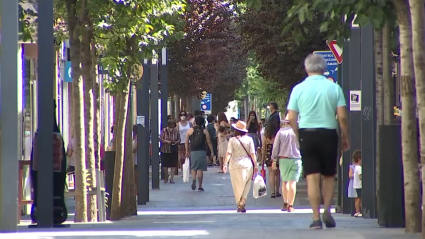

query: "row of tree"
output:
242 0 425 236
47 0 185 222
168 0 247 115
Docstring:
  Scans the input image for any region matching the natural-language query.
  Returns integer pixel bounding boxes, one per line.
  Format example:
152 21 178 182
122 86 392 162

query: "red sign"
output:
327 40 343 64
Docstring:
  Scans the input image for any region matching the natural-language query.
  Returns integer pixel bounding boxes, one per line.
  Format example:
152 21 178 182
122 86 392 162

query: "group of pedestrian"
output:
158 53 352 229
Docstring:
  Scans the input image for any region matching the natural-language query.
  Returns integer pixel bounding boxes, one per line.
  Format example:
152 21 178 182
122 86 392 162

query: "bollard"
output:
377 124 404 227
104 151 115 220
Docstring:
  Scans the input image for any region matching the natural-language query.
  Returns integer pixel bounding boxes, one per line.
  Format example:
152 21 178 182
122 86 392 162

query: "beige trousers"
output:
229 167 253 205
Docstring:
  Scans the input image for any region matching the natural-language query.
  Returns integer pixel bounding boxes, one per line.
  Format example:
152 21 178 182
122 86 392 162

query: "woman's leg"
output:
164 167 169 182
268 167 275 197
219 157 224 172
275 169 281 194
355 197 360 213
240 167 253 207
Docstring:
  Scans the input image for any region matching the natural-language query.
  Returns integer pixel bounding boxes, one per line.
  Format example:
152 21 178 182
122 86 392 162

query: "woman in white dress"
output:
177 111 192 173
223 121 258 213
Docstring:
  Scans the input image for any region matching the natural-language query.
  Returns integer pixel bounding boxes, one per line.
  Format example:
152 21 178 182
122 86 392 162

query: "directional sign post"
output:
200 93 212 115
64 61 72 82
313 51 338 83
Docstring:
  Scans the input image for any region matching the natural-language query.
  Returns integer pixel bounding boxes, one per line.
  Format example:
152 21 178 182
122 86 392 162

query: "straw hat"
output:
232 120 248 132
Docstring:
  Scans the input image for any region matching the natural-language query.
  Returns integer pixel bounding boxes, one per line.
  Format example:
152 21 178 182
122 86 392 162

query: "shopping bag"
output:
253 173 267 198
261 164 266 184
183 157 190 183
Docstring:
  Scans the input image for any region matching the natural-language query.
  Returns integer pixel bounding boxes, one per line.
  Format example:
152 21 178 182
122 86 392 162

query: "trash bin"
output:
104 151 115 220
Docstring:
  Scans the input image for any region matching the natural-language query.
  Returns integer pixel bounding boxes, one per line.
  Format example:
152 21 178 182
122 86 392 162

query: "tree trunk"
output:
66 0 88 222
110 87 130 220
409 0 425 235
394 0 422 233
383 23 395 125
80 8 97 222
121 90 137 217
374 28 383 214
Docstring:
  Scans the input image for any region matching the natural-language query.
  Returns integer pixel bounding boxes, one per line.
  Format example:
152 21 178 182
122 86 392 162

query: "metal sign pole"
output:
151 56 160 189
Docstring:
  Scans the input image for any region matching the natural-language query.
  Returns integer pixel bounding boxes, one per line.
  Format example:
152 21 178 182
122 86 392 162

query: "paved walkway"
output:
9 166 419 239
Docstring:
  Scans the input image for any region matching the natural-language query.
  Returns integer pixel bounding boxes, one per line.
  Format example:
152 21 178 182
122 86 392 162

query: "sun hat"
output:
232 120 248 133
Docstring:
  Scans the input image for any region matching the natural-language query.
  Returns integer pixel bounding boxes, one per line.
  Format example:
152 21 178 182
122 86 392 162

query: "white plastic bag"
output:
183 157 190 183
253 173 267 198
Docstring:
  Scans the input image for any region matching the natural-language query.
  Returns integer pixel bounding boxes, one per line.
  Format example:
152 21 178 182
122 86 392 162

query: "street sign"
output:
200 93 212 114
313 51 338 83
327 40 343 64
64 61 72 82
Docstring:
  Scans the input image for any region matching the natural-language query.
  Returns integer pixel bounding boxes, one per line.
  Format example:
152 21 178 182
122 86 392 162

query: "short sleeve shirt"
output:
287 75 346 129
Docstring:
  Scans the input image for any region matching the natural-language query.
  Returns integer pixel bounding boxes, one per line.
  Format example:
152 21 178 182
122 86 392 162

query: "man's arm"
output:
336 85 350 150
287 110 299 139
271 132 281 161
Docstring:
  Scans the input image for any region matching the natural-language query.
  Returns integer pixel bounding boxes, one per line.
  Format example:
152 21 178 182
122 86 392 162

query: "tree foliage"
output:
169 0 247 112
239 0 327 91
236 56 289 112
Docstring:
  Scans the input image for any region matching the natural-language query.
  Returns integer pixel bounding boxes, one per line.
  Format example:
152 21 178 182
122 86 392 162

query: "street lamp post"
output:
35 0 55 227
137 59 151 204
151 54 160 189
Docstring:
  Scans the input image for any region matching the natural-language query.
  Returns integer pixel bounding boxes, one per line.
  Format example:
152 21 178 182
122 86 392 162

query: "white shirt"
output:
178 121 190 144
353 165 362 189
227 136 255 170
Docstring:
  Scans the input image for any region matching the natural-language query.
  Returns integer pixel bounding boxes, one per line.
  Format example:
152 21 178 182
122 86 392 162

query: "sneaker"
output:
322 212 336 228
191 180 196 190
354 213 362 217
198 187 204 191
309 220 323 229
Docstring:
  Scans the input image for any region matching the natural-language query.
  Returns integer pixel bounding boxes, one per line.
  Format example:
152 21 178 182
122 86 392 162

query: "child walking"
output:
352 150 362 217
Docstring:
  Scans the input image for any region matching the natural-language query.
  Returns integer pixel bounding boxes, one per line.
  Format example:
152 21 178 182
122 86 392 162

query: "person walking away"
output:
206 115 218 166
267 102 280 127
271 116 302 212
247 111 262 156
159 119 181 183
217 126 230 173
223 120 258 213
286 54 350 229
187 112 194 125
185 116 214 191
132 125 138 190
352 150 362 217
217 112 231 165
262 121 281 198
177 111 192 174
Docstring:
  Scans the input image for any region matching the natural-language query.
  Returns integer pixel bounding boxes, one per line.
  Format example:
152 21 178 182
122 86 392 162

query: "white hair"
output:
304 54 327 74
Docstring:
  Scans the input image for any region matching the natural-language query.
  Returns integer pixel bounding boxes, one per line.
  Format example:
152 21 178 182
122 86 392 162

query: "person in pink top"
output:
271 115 302 212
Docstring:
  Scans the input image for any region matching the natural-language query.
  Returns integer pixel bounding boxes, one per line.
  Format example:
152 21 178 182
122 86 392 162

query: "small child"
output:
352 150 362 217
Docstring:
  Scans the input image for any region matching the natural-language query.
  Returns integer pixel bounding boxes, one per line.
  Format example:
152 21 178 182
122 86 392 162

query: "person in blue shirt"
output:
286 54 350 229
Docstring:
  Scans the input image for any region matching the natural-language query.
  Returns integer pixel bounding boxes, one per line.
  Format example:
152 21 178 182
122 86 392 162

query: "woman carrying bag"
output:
160 119 181 184
223 120 258 213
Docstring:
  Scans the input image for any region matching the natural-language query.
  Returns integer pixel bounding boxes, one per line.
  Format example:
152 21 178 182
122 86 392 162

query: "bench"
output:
65 169 106 222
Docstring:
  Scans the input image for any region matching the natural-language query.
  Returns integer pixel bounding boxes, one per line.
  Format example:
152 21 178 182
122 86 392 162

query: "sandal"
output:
164 180 168 183
276 192 282 197
239 204 246 213
170 180 175 184
271 193 276 198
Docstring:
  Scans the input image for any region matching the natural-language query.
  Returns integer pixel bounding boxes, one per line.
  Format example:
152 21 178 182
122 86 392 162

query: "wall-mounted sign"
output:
64 61 72 82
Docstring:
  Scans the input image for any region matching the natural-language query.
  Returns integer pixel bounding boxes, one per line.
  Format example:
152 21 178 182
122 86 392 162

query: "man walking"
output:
268 102 280 127
286 54 350 229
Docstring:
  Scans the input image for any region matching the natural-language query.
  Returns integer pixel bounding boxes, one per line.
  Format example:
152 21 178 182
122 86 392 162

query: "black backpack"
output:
191 126 205 148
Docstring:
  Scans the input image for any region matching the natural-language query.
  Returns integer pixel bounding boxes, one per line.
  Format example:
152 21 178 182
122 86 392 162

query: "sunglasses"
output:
180 114 186 116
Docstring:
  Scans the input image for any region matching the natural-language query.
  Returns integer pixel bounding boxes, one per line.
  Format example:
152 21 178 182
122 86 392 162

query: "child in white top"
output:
352 150 362 217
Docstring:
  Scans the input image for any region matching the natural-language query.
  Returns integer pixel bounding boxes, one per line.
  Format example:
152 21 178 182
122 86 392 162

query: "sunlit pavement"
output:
8 167 419 239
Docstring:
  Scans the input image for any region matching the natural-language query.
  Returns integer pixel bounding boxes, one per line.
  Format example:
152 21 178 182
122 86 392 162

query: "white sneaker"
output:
354 213 362 217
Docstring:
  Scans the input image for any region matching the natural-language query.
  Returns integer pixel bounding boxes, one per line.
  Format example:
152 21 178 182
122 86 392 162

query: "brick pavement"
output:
8 166 419 239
